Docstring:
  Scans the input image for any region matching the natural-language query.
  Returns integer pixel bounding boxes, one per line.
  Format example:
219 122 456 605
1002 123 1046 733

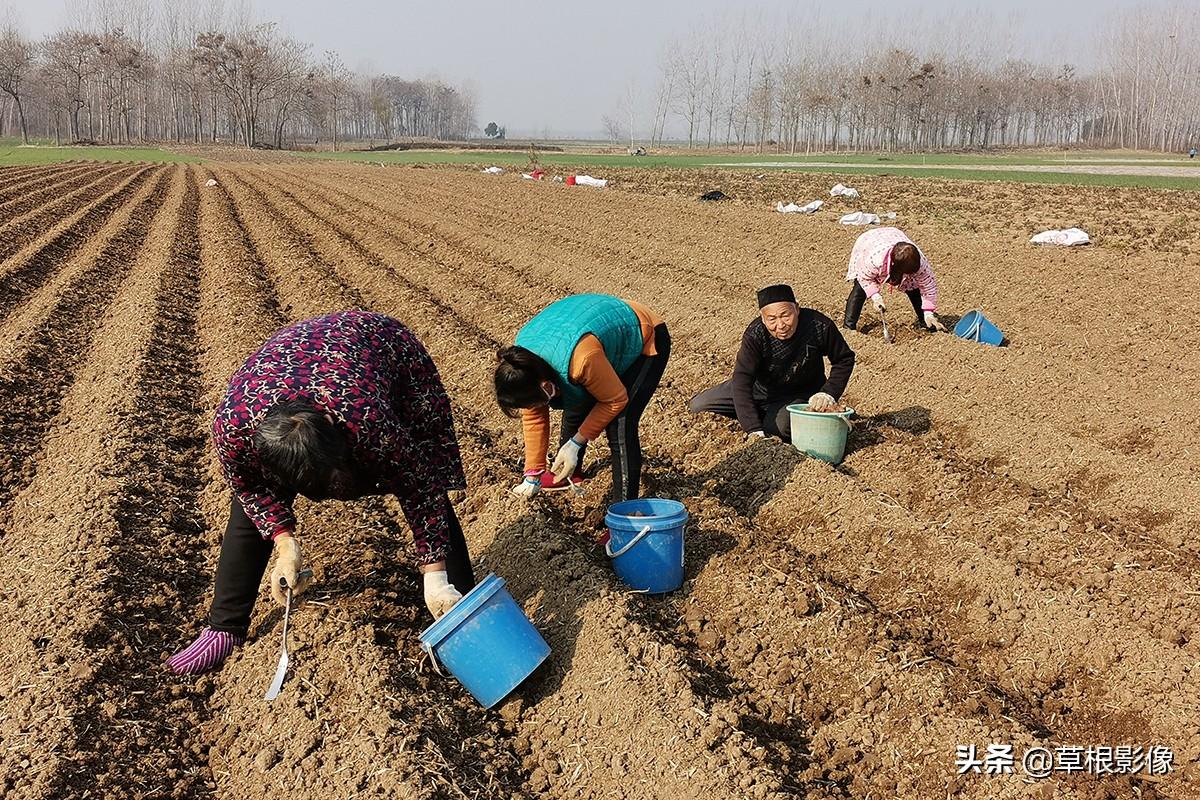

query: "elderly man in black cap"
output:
689 284 855 441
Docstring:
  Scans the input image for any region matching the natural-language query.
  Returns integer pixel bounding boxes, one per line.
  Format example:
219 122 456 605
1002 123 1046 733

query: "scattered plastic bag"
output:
839 211 880 225
700 190 730 201
205 178 218 187
568 175 608 188
521 168 546 180
1030 228 1090 246
776 200 823 214
882 211 897 220
482 166 504 174
830 183 860 198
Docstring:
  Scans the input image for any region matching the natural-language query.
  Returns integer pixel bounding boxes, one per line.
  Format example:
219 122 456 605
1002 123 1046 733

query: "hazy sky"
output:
11 0 1138 137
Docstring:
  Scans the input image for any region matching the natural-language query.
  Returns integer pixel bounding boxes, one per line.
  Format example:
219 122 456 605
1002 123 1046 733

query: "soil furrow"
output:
216 168 365 311
0 167 181 799
240 168 507 350
0 164 92 203
0 164 124 225
0 168 169 512
312 167 756 302
43 168 216 798
0 165 140 262
275 167 578 302
0 166 155 324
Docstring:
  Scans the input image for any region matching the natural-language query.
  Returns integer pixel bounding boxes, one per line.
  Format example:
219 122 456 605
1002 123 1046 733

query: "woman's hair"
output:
494 346 557 417
253 400 353 499
891 242 921 275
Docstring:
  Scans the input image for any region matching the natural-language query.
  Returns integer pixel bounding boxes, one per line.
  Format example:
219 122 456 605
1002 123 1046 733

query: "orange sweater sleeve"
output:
624 300 664 356
569 335 629 442
520 406 551 473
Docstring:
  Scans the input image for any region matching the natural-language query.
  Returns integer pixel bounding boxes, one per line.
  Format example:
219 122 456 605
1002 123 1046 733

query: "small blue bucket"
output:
604 498 687 594
418 573 550 708
953 310 1004 346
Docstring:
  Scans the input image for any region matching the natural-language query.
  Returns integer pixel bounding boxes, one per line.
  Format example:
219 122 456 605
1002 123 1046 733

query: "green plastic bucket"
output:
787 403 855 464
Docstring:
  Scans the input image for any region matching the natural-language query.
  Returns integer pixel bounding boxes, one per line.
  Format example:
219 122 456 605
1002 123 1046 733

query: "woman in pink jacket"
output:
843 227 946 333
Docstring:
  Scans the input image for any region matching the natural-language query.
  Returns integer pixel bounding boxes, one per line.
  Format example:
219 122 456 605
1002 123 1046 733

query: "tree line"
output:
626 3 1198 153
0 5 476 148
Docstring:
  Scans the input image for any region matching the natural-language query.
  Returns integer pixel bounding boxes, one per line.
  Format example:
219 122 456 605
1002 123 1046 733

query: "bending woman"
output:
495 294 670 502
168 311 474 674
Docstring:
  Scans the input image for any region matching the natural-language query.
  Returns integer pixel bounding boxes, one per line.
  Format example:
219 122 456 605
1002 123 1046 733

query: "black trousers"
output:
689 381 810 440
559 323 671 502
208 495 475 636
843 283 924 330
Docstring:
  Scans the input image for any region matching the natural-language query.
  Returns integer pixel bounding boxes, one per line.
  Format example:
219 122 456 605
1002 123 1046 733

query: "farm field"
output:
4 140 1200 189
297 148 1200 190
0 160 1197 799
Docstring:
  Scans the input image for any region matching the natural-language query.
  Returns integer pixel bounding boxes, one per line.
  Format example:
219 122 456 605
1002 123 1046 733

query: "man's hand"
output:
808 392 838 412
923 311 946 332
871 294 886 312
511 475 542 498
423 569 463 619
551 437 583 481
269 535 312 605
746 430 768 442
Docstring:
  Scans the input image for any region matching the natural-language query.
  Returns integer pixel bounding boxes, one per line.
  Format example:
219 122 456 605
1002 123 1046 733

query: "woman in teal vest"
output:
494 294 670 502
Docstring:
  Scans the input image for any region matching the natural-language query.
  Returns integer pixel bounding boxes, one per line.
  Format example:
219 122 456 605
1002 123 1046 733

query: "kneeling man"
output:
690 284 855 441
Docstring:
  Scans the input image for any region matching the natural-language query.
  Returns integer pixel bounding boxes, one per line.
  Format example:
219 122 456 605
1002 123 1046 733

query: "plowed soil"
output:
0 162 1196 800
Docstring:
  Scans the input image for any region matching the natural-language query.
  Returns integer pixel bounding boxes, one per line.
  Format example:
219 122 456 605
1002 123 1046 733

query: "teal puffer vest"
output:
515 294 643 408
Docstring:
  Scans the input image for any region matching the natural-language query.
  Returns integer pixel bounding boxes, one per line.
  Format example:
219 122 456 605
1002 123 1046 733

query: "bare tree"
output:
650 43 676 147
619 77 638 149
668 29 709 148
193 23 298 147
321 49 350 150
600 112 623 143
42 30 95 142
0 24 35 142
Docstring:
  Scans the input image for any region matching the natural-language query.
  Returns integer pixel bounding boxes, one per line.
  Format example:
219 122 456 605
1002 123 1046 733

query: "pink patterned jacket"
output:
845 227 939 311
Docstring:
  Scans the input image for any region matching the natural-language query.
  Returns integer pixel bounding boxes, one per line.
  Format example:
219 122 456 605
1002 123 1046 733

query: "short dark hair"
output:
494 346 557 418
892 242 920 274
253 400 352 499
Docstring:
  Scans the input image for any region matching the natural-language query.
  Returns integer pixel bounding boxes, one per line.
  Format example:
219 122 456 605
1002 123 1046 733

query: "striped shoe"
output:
166 628 245 674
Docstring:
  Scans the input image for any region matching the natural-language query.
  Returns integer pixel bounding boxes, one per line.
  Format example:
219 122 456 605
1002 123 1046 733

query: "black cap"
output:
756 283 796 308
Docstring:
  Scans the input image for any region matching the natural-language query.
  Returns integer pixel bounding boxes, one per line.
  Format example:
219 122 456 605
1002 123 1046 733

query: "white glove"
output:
422 570 462 619
923 311 946 332
871 294 886 312
510 475 541 498
269 536 313 605
551 437 582 481
808 392 838 412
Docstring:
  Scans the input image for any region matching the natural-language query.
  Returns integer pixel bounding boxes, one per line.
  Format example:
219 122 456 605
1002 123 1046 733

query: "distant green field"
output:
0 142 199 165
305 148 1200 190
2 138 1194 189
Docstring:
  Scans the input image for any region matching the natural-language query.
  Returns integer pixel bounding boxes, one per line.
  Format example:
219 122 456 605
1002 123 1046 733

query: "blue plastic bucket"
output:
953 310 1004 346
604 498 687 594
787 403 855 464
418 573 550 708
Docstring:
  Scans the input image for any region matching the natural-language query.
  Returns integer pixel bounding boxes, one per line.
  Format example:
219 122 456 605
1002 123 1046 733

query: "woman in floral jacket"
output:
168 311 472 674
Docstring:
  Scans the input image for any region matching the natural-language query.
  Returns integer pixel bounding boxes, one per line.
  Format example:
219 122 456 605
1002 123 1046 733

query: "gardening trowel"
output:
264 568 312 702
879 308 894 344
